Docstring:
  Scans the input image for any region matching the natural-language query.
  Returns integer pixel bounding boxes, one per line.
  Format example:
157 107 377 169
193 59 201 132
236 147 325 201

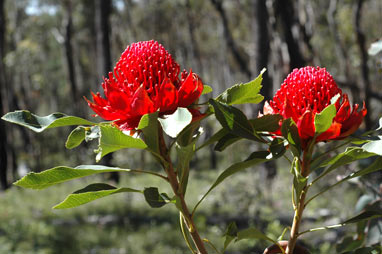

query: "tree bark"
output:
95 0 112 79
95 0 116 179
0 0 9 189
253 0 272 100
327 0 350 78
354 0 372 130
210 0 252 79
63 0 78 103
274 0 305 70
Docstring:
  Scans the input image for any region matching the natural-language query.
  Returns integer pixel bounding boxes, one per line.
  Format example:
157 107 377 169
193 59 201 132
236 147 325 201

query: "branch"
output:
210 0 252 78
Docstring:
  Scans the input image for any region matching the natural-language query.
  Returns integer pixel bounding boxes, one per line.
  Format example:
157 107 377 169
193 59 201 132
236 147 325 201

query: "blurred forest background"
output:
0 0 382 253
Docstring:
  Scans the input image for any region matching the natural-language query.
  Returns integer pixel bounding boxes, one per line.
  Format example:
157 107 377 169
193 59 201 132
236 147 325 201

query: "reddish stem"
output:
158 130 208 254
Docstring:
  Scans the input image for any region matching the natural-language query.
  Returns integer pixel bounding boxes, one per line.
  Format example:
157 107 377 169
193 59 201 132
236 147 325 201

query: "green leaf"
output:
342 210 382 225
1 110 96 132
236 227 276 244
216 69 265 105
250 114 283 132
197 128 229 151
214 133 241 151
281 118 301 156
158 107 192 138
342 246 382 254
14 165 136 189
193 151 270 214
269 138 287 158
138 112 160 155
291 157 308 199
348 157 382 180
202 85 213 95
53 183 141 209
176 141 195 194
317 147 376 175
314 104 336 134
223 222 238 251
336 236 364 253
209 99 263 142
143 187 172 208
96 124 147 162
362 139 382 156
65 126 86 149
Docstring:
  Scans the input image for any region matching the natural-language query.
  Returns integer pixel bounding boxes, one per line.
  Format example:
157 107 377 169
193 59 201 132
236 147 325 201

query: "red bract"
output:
263 66 367 148
86 40 204 131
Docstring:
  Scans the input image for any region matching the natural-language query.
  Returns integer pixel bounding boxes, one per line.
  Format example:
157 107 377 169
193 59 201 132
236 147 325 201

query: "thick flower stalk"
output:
263 66 367 149
86 40 203 131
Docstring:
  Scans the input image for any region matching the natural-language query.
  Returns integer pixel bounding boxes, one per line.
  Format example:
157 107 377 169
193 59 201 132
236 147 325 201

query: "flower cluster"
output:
263 66 367 148
87 40 203 131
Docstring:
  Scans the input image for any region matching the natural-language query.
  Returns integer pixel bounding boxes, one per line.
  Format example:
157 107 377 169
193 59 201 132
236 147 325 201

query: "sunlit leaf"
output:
14 165 135 189
216 69 265 105
96 124 147 161
202 85 213 95
368 40 382 56
314 104 336 134
2 110 96 132
65 126 86 149
53 183 141 209
362 139 382 156
158 107 192 138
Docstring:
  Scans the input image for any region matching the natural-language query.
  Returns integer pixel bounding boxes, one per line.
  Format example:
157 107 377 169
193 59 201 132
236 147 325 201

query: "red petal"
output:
334 94 351 122
155 78 179 113
297 110 315 139
338 102 367 138
178 70 203 107
283 97 300 123
188 108 206 122
317 121 342 141
131 85 155 117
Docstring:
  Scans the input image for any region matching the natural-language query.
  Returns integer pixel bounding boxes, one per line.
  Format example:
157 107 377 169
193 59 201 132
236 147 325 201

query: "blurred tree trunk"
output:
327 0 350 78
253 0 277 180
95 0 112 81
95 0 117 180
186 0 216 169
274 0 305 70
210 0 252 79
0 0 9 189
354 0 372 130
63 0 78 105
253 0 272 101
0 0 11 190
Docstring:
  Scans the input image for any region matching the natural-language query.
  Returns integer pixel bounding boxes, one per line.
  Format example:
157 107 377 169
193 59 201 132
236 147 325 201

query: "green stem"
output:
202 239 221 254
158 130 208 254
286 148 313 254
180 212 197 254
297 223 344 236
129 169 168 181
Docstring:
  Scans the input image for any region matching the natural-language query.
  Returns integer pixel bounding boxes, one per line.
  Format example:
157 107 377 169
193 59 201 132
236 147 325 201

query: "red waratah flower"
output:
86 40 204 131
263 66 367 148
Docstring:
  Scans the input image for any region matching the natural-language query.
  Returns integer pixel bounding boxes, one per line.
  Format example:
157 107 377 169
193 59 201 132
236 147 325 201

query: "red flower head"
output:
263 66 367 148
86 40 204 131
